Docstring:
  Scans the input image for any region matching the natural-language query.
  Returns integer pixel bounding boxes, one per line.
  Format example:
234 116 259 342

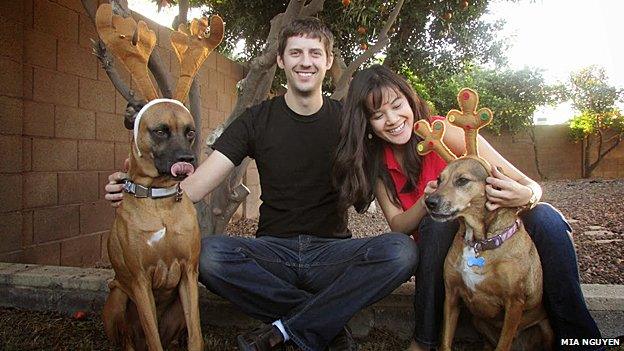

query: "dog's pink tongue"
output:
171 162 195 177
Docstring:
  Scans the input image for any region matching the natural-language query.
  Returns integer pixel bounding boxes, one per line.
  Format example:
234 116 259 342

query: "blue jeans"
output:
413 203 603 350
199 233 418 351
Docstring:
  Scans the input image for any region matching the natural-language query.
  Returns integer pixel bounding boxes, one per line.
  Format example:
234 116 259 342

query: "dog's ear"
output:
124 101 145 130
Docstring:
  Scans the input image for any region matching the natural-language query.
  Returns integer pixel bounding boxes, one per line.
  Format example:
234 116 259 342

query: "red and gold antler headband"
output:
414 88 493 170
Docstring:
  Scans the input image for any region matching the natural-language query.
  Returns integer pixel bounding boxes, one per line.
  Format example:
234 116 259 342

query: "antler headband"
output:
413 88 493 170
95 4 224 102
95 4 224 154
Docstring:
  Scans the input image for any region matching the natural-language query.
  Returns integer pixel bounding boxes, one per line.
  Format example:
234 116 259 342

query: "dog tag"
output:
467 256 485 268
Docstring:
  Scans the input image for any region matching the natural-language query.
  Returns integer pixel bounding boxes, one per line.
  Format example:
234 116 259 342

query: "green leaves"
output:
567 66 623 140
189 0 507 80
423 66 560 135
569 66 623 115
569 109 624 141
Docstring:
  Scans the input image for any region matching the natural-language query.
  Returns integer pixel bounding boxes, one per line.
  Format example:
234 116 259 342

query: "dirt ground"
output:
0 307 473 351
0 307 622 350
0 179 622 350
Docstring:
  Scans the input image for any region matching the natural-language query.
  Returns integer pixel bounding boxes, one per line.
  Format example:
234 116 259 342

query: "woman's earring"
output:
367 133 373 140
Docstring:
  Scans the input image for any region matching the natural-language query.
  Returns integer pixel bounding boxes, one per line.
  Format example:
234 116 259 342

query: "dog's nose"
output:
425 195 440 211
177 153 195 164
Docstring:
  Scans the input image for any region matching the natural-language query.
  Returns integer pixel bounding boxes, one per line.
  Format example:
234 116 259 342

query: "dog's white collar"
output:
133 99 190 157
122 180 183 201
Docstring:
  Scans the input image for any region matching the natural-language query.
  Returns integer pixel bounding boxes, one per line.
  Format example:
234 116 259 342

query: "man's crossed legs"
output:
199 233 418 351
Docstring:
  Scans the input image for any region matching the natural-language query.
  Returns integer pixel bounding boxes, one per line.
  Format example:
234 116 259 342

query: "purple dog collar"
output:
470 218 522 256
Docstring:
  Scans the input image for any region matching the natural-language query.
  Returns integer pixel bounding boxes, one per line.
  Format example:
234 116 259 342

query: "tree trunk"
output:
528 127 545 180
585 129 623 178
583 137 592 178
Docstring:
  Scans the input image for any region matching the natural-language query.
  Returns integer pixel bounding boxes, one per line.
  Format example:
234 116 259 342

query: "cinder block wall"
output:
484 125 624 180
0 0 245 267
1 1 623 267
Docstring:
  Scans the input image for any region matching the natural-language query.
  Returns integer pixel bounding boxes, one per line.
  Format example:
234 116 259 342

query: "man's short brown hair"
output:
277 17 334 58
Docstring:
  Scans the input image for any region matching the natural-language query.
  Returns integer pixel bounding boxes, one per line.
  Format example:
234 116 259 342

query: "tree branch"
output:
110 0 131 17
329 47 347 90
331 0 405 100
189 78 202 156
82 0 172 102
91 40 140 104
179 0 189 23
604 130 624 143
82 0 139 105
301 0 325 16
599 138 622 160
148 54 173 98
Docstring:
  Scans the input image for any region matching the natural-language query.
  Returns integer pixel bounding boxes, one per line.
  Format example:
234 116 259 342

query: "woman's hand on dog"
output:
105 158 130 207
105 171 128 207
485 166 533 210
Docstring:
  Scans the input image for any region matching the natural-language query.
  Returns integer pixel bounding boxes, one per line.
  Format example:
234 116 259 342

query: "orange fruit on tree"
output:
460 0 469 10
360 42 368 50
342 0 350 7
72 310 87 320
357 26 366 35
442 12 452 21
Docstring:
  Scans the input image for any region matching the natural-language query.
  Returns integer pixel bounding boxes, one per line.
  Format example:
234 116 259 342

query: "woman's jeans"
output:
198 232 418 351
413 203 602 350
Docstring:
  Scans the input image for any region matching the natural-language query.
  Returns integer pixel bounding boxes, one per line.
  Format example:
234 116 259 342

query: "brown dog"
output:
102 100 203 351
424 158 553 351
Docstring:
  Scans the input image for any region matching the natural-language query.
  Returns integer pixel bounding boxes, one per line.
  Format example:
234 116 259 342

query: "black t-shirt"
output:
212 95 349 238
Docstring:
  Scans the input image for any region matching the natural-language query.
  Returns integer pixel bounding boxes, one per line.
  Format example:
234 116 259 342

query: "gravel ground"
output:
227 179 624 285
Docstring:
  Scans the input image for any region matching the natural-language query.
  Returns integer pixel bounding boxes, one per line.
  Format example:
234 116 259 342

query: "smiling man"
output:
106 17 417 351
196 18 418 351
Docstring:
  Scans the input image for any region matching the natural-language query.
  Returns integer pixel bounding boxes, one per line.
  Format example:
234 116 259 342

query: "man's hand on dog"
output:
485 166 532 210
105 159 130 207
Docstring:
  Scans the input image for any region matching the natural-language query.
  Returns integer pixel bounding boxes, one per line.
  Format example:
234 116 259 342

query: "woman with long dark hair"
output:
333 65 602 350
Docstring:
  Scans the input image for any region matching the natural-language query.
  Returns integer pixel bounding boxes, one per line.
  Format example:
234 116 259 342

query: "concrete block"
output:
0 96 23 135
583 284 624 311
34 0 79 43
23 100 54 137
22 172 58 208
78 140 114 170
33 205 80 243
55 105 96 140
33 68 79 107
0 174 22 213
0 57 22 98
32 138 77 171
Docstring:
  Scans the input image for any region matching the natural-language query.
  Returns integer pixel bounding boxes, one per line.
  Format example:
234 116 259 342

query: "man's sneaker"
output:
237 324 285 351
327 326 358 351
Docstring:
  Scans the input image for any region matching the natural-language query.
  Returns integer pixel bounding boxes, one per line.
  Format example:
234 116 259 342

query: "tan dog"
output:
94 4 224 349
102 100 202 351
424 158 553 350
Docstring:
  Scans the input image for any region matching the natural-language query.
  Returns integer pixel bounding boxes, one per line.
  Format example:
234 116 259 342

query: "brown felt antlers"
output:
447 88 493 157
171 15 224 101
414 120 457 163
95 3 158 101
414 88 493 170
96 4 224 103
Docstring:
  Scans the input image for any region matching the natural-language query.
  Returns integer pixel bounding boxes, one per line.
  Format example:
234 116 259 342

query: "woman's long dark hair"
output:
333 65 430 214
